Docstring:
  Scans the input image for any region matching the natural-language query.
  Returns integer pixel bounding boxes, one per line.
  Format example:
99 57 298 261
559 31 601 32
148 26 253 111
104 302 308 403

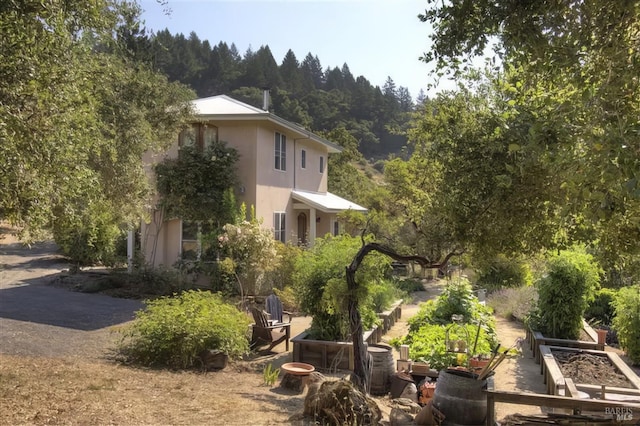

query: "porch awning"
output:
291 190 368 213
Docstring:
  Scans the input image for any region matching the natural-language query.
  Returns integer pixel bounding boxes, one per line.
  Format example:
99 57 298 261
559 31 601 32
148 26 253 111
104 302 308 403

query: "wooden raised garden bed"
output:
291 300 402 372
539 345 640 402
527 319 604 365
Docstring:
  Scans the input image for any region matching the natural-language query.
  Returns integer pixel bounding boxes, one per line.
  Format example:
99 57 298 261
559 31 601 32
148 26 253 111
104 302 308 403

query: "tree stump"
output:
280 373 307 393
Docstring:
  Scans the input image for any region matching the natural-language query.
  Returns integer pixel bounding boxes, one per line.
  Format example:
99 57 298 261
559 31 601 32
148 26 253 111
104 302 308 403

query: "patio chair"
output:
250 307 290 352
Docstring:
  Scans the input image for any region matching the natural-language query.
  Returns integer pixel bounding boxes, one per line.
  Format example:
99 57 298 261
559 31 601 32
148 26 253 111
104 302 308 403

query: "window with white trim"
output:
181 220 214 260
301 149 306 169
275 132 286 171
179 123 218 151
319 155 324 173
274 212 286 243
332 220 340 236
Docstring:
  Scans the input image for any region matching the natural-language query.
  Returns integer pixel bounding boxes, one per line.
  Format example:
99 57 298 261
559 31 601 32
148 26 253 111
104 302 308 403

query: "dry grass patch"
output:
0 354 304 425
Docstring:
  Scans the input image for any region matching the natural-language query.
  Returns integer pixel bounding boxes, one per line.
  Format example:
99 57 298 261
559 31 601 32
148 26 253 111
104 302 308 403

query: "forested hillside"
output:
146 30 423 159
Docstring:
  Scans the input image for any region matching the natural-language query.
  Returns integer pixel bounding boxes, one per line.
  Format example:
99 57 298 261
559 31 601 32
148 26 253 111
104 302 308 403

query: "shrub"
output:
475 254 533 292
52 200 123 268
612 285 640 365
408 278 494 332
119 290 250 369
393 277 425 294
293 235 390 341
530 248 601 339
396 323 497 370
585 287 618 326
487 286 538 322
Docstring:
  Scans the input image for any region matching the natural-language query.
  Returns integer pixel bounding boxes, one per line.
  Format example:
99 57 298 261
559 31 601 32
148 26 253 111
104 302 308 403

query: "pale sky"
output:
139 0 452 99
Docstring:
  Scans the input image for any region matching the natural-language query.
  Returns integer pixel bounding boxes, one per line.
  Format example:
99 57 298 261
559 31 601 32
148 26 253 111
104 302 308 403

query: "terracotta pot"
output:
468 358 490 370
596 329 608 345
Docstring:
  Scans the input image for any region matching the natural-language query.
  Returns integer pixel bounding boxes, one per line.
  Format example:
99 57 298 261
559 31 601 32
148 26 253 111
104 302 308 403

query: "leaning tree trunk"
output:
346 242 460 392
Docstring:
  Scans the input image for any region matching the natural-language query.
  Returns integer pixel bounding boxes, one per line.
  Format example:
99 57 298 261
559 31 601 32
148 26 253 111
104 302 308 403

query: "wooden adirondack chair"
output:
250 307 291 352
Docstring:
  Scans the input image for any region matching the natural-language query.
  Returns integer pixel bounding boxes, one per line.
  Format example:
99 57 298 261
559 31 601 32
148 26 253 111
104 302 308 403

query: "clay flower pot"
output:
469 357 490 370
596 329 608 346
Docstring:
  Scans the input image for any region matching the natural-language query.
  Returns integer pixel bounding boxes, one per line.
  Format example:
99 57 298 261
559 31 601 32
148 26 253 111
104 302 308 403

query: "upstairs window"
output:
301 149 306 169
319 155 324 173
275 132 286 171
274 212 286 243
179 123 218 151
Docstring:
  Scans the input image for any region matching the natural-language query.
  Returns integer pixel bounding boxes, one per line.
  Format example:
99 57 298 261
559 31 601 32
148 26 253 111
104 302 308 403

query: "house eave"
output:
195 113 342 153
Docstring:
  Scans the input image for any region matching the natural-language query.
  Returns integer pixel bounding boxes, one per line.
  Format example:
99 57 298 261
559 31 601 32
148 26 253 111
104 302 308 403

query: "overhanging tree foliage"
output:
0 1 194 253
419 0 640 272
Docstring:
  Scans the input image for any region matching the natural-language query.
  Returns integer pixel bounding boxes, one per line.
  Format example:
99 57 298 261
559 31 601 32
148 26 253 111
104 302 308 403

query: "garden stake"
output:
477 343 500 380
471 320 483 356
481 351 508 380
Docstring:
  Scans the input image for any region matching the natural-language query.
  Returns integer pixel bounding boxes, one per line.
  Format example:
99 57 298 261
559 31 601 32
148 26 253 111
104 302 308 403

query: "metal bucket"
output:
432 369 487 426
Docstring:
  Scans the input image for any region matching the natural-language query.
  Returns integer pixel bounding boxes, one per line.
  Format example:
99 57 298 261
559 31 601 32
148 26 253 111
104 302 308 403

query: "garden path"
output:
381 279 548 421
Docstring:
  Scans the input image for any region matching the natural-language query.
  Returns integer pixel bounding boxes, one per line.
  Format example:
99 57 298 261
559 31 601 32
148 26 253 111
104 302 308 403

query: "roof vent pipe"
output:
262 88 270 111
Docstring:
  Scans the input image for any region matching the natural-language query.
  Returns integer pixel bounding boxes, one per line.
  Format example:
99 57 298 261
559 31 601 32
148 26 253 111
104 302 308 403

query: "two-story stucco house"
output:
140 93 367 267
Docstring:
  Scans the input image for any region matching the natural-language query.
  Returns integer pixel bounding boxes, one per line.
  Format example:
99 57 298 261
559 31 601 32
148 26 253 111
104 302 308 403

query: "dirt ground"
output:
0 225 629 425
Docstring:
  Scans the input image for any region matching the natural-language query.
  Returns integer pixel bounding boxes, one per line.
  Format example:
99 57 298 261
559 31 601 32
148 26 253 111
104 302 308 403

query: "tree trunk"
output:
346 242 460 392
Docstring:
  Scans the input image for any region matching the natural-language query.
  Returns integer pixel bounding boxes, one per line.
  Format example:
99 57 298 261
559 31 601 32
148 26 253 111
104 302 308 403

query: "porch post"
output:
309 207 316 246
127 229 135 273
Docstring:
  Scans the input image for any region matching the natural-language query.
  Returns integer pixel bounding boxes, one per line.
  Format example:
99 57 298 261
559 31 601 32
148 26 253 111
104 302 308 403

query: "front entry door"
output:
297 213 307 245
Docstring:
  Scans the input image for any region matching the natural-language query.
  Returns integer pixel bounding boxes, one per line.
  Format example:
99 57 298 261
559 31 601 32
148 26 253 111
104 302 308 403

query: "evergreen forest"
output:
145 29 419 160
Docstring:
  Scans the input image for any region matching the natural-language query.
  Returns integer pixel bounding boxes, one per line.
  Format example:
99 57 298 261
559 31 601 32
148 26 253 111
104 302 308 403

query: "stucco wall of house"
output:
140 113 340 266
293 138 328 193
141 214 181 267
216 121 258 210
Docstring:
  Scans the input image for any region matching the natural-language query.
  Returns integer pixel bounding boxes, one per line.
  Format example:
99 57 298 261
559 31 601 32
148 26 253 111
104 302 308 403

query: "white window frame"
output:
301 149 306 169
180 220 201 260
274 212 286 243
179 123 218 151
331 219 340 236
319 155 324 173
180 220 214 261
275 132 286 171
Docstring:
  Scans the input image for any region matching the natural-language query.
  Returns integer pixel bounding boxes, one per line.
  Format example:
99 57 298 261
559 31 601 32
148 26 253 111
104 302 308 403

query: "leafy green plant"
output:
393 277 425 294
392 322 497 370
52 200 124 268
475 254 533 292
393 278 498 370
585 287 618 326
217 205 282 297
612 285 640 365
262 364 280 386
293 234 391 341
530 248 601 339
155 144 239 224
119 290 250 369
408 278 494 332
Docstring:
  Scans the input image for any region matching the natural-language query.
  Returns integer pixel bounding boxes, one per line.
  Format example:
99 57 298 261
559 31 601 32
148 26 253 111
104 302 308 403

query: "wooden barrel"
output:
432 369 487 425
368 343 394 396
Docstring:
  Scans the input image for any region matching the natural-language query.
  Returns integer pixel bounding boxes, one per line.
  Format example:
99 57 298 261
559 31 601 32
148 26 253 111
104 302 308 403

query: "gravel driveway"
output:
0 232 143 359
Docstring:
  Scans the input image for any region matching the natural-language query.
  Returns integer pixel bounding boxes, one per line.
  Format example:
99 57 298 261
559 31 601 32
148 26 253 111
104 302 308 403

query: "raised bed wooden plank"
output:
546 345 640 391
576 383 640 397
291 328 379 371
485 389 640 426
539 345 566 396
565 378 580 399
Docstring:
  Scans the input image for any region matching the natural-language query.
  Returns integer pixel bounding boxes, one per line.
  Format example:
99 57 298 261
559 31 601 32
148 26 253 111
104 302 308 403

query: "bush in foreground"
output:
119 290 250 369
612 285 640 365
